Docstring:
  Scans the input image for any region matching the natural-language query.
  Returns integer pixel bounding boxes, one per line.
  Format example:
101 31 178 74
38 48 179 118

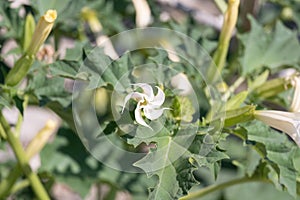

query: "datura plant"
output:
0 1 299 200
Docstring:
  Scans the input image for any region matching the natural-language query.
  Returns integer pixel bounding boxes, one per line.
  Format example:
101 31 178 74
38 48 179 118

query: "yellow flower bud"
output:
26 120 58 158
81 7 102 33
80 7 118 59
27 10 57 56
5 10 57 86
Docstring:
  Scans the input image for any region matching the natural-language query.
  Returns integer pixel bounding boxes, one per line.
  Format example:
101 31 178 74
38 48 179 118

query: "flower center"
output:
140 98 148 106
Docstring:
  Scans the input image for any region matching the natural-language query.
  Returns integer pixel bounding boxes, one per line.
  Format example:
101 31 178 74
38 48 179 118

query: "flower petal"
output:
254 110 300 147
171 73 193 96
150 86 165 107
291 76 300 112
135 102 152 129
121 92 144 113
132 83 154 101
132 0 151 28
143 106 166 120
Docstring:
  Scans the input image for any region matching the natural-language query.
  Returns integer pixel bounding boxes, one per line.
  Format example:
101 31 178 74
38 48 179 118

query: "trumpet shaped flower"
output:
290 76 300 112
122 83 167 129
254 110 300 147
27 9 57 56
5 10 57 86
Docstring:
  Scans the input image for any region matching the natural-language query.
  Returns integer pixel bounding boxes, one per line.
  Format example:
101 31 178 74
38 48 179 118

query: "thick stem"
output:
0 113 50 200
0 122 7 140
0 164 22 198
207 0 240 83
10 180 30 195
179 176 271 200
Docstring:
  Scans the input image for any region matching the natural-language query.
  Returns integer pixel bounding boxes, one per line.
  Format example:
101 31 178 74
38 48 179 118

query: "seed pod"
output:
212 105 256 127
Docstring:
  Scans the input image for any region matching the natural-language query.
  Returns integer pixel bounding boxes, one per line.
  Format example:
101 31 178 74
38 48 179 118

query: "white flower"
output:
254 110 300 147
122 83 167 129
132 0 152 28
290 76 300 112
171 73 193 96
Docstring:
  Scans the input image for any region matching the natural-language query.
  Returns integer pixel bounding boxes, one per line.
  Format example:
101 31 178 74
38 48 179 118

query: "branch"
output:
179 176 271 200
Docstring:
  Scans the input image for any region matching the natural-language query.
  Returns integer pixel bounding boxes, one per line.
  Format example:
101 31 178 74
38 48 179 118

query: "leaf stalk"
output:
179 176 271 200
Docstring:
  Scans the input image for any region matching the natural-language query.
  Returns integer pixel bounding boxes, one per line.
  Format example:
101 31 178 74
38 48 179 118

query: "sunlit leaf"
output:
239 16 300 75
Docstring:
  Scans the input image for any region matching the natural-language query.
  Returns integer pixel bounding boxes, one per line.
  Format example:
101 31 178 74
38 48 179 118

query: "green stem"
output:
222 76 245 101
15 95 29 137
10 180 30 194
0 113 50 200
15 114 23 137
0 164 22 198
179 176 271 200
207 0 240 83
0 122 7 140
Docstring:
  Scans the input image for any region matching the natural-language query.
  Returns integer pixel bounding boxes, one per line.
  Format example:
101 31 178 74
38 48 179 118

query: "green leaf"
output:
245 122 299 197
0 95 11 108
27 66 72 107
192 150 229 168
126 121 171 148
171 96 196 122
0 1 24 41
50 60 82 79
147 164 179 200
174 158 199 195
110 53 132 87
239 16 300 75
40 128 100 197
132 125 228 199
82 46 117 89
41 127 153 199
12 96 24 115
225 91 248 110
64 42 84 61
133 128 195 200
31 0 71 16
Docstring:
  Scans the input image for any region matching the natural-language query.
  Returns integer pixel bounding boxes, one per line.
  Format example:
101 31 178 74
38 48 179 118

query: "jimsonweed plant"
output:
0 0 299 200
